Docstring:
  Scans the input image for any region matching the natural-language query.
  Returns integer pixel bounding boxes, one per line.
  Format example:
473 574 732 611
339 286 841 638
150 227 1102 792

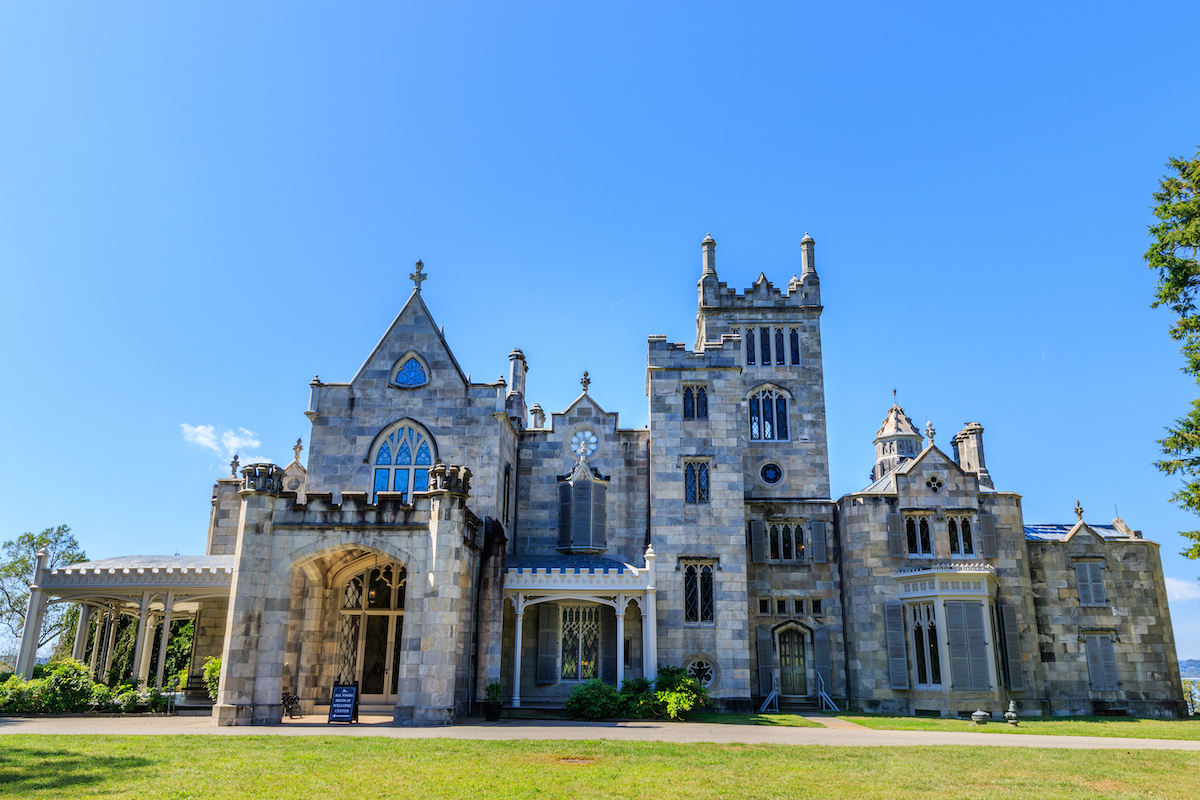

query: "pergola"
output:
15 550 233 686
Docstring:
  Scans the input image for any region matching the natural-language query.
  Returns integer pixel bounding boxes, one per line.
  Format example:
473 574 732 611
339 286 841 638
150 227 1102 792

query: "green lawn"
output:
1 736 1198 799
835 712 1200 740
688 711 823 727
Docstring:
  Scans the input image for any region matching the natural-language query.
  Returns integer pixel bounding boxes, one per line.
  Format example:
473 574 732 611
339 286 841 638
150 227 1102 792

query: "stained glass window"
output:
760 328 770 365
949 519 961 554
685 463 696 503
698 463 709 503
919 518 932 554
394 358 427 387
683 562 714 623
376 442 392 465
748 389 787 441
745 329 755 365
371 423 436 503
906 517 918 554
749 398 761 439
699 565 714 621
961 519 974 554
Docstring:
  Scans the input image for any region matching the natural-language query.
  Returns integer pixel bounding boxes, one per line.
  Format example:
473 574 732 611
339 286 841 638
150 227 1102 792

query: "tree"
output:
1148 143 1200 561
0 525 87 648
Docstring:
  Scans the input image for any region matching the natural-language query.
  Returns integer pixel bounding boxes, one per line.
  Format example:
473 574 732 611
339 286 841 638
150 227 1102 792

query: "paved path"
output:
2 714 1198 750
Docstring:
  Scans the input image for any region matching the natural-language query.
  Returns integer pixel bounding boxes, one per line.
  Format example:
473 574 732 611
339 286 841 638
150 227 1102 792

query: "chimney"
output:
508 349 528 398
955 422 993 489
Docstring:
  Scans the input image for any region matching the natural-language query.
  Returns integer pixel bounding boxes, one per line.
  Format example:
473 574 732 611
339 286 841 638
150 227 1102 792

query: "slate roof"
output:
52 555 235 573
506 554 632 574
1023 524 1126 542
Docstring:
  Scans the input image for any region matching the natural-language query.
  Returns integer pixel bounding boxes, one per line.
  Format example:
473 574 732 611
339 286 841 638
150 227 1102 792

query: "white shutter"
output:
964 602 990 691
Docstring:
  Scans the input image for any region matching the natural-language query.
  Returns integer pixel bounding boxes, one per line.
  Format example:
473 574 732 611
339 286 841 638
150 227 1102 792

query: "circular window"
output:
760 463 783 484
687 659 714 688
926 474 944 494
569 429 599 458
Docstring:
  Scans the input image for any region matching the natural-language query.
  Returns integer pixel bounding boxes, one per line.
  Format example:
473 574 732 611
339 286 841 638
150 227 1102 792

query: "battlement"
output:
646 333 743 368
704 273 820 310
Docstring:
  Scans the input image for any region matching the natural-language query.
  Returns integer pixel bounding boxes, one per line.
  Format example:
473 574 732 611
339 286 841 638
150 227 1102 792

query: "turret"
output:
697 233 721 349
872 402 924 481
506 348 529 427
798 232 820 304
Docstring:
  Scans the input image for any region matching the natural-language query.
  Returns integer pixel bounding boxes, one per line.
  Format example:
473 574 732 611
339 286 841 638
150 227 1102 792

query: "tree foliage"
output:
1148 144 1200 560
0 525 87 647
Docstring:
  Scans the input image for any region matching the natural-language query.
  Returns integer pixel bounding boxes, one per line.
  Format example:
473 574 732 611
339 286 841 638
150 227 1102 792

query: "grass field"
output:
1 736 1199 799
834 713 1200 740
688 711 823 727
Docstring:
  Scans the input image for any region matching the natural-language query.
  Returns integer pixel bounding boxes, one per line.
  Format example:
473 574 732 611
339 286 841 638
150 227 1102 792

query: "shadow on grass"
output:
0 745 152 794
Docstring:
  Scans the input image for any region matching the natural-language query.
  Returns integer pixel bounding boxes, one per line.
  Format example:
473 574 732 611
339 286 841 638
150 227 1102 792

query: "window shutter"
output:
557 483 572 549
815 625 832 692
756 625 774 696
600 606 617 684
944 600 971 690
1000 604 1024 691
1075 563 1094 606
1088 562 1107 606
591 483 607 550
750 520 766 564
1099 635 1119 691
1085 634 1107 690
887 514 904 557
536 604 558 684
884 603 909 690
811 521 827 564
964 602 990 691
979 515 998 558
571 482 592 549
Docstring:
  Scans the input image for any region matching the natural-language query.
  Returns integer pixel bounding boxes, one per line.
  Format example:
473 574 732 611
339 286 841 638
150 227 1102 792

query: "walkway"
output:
2 714 1198 750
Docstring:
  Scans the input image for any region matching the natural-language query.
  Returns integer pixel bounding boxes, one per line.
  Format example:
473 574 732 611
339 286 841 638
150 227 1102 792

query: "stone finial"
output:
410 259 428 292
293 438 303 462
701 233 716 277
230 454 240 477
1075 500 1084 522
581 371 591 393
800 231 817 279
924 421 936 445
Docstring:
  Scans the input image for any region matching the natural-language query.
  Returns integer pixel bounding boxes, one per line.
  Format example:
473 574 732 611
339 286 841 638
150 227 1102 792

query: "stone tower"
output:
871 403 924 481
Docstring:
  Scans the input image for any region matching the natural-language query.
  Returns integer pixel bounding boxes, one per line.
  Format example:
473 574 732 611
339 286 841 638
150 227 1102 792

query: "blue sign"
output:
328 682 359 724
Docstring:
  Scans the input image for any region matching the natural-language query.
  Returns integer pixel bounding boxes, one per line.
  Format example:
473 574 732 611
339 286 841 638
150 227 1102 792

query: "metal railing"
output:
817 671 839 712
758 671 779 714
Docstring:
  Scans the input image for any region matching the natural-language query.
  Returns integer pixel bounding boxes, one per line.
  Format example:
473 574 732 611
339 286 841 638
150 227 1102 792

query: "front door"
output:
337 562 407 705
779 629 807 696
359 613 403 703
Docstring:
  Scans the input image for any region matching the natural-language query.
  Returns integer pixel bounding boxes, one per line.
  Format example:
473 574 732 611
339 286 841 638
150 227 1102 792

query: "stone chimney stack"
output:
508 349 528 398
953 422 993 489
800 232 816 278
529 404 546 429
701 233 716 277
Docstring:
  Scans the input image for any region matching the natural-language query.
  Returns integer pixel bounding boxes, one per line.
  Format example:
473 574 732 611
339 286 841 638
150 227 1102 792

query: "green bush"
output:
148 686 169 713
650 664 709 720
484 681 502 704
38 659 93 713
565 679 625 719
0 675 42 714
118 689 143 713
90 683 116 713
619 677 656 718
203 656 221 701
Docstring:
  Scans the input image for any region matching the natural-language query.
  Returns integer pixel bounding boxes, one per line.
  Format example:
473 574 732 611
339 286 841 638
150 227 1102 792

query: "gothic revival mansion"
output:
16 234 1187 723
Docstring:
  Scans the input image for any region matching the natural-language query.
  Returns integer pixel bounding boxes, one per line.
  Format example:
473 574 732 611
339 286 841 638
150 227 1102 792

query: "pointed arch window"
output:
683 385 708 421
684 562 715 623
760 328 771 365
372 422 435 503
790 328 800 364
745 329 755 365
389 352 430 389
775 329 785 365
748 388 789 441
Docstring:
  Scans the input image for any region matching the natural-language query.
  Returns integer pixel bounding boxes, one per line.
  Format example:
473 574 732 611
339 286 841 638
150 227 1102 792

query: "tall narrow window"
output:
745 328 755 365
684 562 715 623
749 396 761 439
684 462 709 504
789 328 800 364
760 327 771 365
683 387 695 420
960 519 974 555
371 422 435 503
560 605 600 681
949 519 960 554
913 606 928 685
781 523 793 560
769 525 780 560
919 518 932 555
749 389 788 441
911 603 941 686
503 464 512 526
696 387 708 419
906 517 918 554
775 329 785 365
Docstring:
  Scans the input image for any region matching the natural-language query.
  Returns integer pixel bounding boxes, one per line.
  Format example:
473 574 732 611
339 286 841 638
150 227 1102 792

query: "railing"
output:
817 671 839 712
758 671 779 714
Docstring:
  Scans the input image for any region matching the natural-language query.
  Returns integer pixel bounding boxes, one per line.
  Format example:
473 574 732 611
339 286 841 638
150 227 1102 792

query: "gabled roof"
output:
1024 523 1129 542
562 390 609 417
350 289 469 386
876 403 922 439
894 444 966 478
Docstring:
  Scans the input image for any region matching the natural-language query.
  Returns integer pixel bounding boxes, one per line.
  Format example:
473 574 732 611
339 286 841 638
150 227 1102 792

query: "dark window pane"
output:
929 623 942 684
906 518 918 553
683 387 694 419
750 398 761 439
794 598 804 615
698 464 709 503
684 565 699 622
775 329 785 364
368 566 392 610
782 524 793 560
763 393 774 439
685 463 696 503
746 329 755 365
812 599 823 615
700 566 714 621
777 599 788 615
790 328 800 364
915 620 928 685
760 328 770 365
758 598 770 615
390 617 404 694
697 387 708 419
962 521 974 554
362 614 388 694
769 525 780 560
949 519 960 554
776 398 788 440
920 518 931 554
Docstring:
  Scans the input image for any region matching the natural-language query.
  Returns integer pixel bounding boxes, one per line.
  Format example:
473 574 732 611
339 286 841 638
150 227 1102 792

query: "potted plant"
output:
482 681 503 722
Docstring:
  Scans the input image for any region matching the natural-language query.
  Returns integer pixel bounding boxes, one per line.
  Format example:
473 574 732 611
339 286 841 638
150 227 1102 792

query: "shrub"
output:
650 664 709 720
619 677 656 718
39 659 93 713
565 679 624 720
203 656 221 701
118 689 143 713
0 675 39 714
148 686 169 713
90 683 116 713
484 681 502 704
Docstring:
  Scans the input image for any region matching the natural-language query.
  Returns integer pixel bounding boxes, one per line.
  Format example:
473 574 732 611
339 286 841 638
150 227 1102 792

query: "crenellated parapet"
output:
429 463 472 496
646 334 743 369
241 463 285 494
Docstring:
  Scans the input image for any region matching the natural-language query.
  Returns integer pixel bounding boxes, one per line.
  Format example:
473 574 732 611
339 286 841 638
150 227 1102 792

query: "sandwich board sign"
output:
328 682 359 724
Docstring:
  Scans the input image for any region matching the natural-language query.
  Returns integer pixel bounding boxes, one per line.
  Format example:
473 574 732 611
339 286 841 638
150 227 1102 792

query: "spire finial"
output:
1075 500 1084 522
293 438 303 462
581 371 591 392
924 421 935 445
410 259 428 291
230 454 240 477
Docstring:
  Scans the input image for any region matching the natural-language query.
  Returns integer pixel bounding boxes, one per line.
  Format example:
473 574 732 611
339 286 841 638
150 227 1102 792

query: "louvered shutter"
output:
887 514 904 557
811 521 827 564
557 483 571 548
1085 633 1106 690
756 625 774 696
979 514 998 558
1075 563 1095 606
591 483 607 550
814 625 832 692
750 520 766 564
964 602 990 691
1099 635 1119 691
884 603 909 690
1088 562 1107 606
571 482 592 549
1000 604 1025 691
536 604 559 684
600 606 616 684
945 600 970 690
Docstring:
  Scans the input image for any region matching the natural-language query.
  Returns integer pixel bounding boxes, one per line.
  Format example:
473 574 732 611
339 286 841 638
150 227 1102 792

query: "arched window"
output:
338 561 408 699
789 328 800 364
685 461 709 504
394 358 426 386
683 387 695 419
775 328 785 365
906 517 918 554
760 328 771 365
696 387 708 419
745 329 755 365
684 562 715 622
748 389 789 441
371 422 435 503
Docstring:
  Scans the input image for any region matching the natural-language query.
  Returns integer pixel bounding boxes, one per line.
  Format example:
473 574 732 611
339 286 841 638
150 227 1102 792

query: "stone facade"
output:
19 233 1186 722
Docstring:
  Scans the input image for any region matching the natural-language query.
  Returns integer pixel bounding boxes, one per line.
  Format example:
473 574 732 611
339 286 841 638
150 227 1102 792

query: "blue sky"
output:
3 2 1200 659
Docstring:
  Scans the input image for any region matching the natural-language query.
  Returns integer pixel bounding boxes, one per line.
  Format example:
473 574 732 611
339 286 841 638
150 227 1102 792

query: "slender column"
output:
137 613 157 685
14 547 50 678
641 545 658 681
89 610 105 675
72 604 92 661
615 601 625 688
155 596 175 689
641 609 652 680
130 592 153 684
511 609 523 708
101 610 119 683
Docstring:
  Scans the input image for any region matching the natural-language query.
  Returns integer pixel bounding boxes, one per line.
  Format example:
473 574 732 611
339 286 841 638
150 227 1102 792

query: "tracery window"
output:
683 562 715 623
767 522 804 562
560 605 601 681
393 357 427 387
905 516 933 556
775 328 785 365
337 562 407 696
760 328 771 366
683 386 708 420
790 328 800 364
911 603 942 686
684 461 710 504
745 328 755 365
372 422 435 503
688 659 714 688
949 517 975 556
749 389 789 441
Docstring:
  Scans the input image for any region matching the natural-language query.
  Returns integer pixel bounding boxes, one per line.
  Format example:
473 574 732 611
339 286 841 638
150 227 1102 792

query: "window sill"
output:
683 622 717 627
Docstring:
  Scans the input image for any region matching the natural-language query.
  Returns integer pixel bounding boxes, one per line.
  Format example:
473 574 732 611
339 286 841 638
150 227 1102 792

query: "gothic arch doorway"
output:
778 628 808 697
337 561 407 704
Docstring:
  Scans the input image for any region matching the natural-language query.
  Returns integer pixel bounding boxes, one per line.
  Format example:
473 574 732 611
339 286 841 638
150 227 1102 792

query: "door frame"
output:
773 622 814 698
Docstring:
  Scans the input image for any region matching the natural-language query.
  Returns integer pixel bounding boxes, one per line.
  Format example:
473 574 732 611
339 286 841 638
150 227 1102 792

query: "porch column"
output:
89 609 105 675
72 603 93 661
131 592 153 684
14 547 50 678
511 608 524 708
100 609 119 683
615 600 625 688
641 545 658 681
155 593 175 688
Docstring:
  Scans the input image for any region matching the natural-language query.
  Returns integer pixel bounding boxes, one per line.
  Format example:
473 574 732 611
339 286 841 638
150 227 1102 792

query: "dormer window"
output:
557 460 608 552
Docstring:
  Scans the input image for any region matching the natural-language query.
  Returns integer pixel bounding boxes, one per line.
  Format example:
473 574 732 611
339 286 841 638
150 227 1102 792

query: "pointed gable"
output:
350 290 468 389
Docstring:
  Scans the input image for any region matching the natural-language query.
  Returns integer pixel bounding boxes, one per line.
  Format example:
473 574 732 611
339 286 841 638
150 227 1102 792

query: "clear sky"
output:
3 2 1200 660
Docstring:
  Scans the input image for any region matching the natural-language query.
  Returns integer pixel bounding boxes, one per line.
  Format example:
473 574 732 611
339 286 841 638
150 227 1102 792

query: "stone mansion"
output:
16 234 1187 723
